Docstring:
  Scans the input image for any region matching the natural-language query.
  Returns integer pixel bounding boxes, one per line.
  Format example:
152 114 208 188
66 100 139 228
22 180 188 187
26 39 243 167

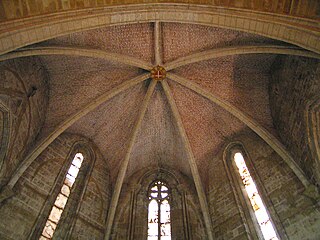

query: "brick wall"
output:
0 133 111 240
270 56 320 186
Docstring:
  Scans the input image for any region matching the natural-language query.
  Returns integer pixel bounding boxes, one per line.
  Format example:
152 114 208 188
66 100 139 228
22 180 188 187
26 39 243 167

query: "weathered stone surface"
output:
270 56 320 185
0 133 110 240
0 11 319 240
0 58 49 188
0 0 319 21
112 168 207 240
207 130 320 240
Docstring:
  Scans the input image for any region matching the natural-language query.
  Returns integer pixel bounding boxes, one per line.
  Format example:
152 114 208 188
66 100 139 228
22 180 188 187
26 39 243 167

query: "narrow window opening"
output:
40 153 84 240
148 181 171 240
234 152 278 240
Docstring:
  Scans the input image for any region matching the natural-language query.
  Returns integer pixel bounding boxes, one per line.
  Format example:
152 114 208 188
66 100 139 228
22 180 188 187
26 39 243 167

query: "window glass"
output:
148 181 171 240
40 153 84 239
234 152 278 240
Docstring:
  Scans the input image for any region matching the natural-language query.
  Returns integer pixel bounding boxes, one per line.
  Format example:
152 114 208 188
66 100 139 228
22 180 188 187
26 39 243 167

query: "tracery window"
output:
147 180 171 240
40 152 84 240
233 152 278 240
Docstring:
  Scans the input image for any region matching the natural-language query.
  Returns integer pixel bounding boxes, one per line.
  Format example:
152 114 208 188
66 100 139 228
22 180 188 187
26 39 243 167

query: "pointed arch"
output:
147 180 171 239
1 4 320 57
111 168 203 240
28 140 96 239
223 142 288 240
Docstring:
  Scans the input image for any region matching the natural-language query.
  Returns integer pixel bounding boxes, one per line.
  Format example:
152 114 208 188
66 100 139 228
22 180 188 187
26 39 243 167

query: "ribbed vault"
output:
0 21 319 239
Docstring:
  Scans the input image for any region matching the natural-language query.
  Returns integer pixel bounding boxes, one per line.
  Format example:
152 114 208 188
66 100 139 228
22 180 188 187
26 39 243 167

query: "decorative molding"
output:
0 46 152 70
154 21 162 65
0 4 319 57
0 0 319 21
165 45 320 71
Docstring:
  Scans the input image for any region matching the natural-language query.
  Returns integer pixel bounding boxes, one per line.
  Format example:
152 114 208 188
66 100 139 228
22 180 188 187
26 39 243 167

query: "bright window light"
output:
40 153 84 239
148 181 171 240
234 152 278 240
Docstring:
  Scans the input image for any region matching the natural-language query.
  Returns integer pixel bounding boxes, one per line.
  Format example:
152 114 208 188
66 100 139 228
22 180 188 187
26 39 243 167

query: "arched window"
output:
233 151 279 240
28 139 96 240
40 152 84 239
147 180 171 240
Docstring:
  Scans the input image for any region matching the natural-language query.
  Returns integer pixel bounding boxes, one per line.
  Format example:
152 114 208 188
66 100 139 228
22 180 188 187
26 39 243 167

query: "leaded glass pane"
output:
48 206 62 224
151 192 158 198
61 184 70 197
160 200 171 237
161 237 171 240
147 181 171 240
66 173 75 186
64 177 73 188
148 200 159 238
67 164 79 178
161 186 168 191
161 192 168 198
72 153 83 168
39 236 49 240
54 193 68 209
42 220 56 238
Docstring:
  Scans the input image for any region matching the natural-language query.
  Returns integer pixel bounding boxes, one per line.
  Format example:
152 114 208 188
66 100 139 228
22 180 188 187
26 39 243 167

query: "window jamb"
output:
224 143 286 240
28 141 95 240
40 152 84 239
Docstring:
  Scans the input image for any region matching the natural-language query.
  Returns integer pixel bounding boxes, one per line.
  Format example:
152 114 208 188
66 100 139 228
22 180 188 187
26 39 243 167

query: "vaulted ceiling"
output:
5 21 316 187
1 2 320 238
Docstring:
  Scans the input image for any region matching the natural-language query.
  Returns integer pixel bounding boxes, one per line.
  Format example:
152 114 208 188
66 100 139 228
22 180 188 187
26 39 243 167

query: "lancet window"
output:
40 153 84 239
147 180 171 240
233 152 278 240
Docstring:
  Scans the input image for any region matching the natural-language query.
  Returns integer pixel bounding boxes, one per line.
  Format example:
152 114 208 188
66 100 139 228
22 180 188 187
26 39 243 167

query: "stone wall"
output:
112 167 207 240
71 142 111 240
0 0 319 21
270 56 320 186
208 142 249 240
0 57 49 188
207 130 320 240
0 133 110 240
